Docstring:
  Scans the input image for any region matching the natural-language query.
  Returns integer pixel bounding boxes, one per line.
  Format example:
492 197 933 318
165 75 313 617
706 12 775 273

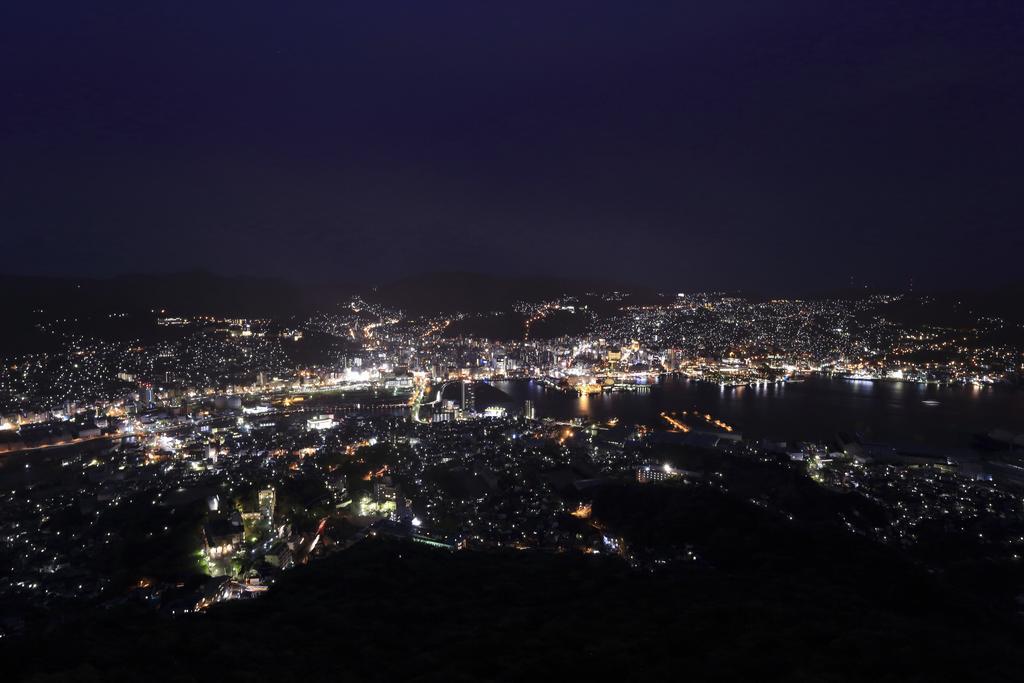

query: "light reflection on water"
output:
489 376 1024 446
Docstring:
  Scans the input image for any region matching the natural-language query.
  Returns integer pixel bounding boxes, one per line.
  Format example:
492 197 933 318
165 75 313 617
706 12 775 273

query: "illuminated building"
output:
306 414 335 430
636 464 680 484
259 488 276 523
203 517 243 558
461 380 475 414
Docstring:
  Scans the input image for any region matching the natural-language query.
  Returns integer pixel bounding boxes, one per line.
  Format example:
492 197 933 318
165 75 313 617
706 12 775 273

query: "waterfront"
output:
489 376 1024 447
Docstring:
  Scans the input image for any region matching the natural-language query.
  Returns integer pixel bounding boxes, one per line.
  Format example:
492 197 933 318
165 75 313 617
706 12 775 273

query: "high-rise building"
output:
524 399 536 420
258 488 276 523
461 381 475 414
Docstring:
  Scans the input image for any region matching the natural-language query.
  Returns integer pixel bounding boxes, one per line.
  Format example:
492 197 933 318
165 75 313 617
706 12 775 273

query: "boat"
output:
844 373 876 381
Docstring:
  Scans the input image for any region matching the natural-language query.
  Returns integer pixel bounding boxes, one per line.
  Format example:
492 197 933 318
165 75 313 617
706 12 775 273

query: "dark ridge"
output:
363 271 659 313
5 536 1019 682
2 271 353 318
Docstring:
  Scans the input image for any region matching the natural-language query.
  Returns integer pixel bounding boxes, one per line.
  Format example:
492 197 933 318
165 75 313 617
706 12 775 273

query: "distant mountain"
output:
363 271 658 313
7 270 1022 323
858 282 1024 326
762 280 1024 327
3 271 353 318
2 269 659 319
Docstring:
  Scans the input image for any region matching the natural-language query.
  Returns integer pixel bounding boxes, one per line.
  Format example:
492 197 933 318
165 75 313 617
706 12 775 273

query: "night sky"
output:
2 2 1022 293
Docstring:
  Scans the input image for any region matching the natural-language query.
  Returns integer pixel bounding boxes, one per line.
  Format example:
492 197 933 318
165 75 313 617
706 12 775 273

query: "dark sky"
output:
2 2 1022 293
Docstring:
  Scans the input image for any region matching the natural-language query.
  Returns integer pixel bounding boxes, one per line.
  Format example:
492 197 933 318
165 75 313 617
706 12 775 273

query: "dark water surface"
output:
488 376 1024 447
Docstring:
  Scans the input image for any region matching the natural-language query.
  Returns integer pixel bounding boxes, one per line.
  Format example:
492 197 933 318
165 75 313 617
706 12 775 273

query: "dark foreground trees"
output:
7 531 1023 683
